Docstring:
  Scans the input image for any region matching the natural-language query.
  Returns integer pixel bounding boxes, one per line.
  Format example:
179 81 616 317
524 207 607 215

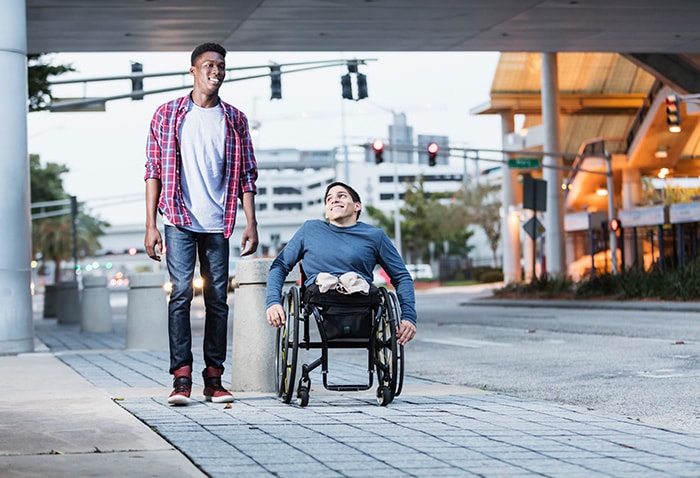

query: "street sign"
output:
523 176 547 212
523 217 545 240
508 157 540 169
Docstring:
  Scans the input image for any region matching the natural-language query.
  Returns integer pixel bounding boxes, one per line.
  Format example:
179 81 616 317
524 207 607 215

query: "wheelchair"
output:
274 282 404 407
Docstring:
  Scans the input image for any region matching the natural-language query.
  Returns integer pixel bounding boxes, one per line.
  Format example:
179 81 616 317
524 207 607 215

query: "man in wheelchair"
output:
265 182 416 344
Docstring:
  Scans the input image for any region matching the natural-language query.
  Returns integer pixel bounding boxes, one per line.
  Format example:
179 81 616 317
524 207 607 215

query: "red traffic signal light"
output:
609 218 621 232
666 94 681 132
372 140 384 164
427 142 439 166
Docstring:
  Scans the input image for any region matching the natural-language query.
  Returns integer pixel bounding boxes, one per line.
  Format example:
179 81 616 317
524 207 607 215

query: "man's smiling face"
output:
325 185 361 226
191 51 226 96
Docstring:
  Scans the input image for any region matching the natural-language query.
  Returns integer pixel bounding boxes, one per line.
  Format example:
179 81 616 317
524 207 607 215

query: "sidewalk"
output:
2 297 700 477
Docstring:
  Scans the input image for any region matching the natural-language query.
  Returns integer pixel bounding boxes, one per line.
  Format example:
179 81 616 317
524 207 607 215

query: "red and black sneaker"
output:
168 366 192 406
202 367 233 403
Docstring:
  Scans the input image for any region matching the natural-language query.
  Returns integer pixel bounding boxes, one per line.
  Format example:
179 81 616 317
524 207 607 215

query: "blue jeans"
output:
164 225 230 374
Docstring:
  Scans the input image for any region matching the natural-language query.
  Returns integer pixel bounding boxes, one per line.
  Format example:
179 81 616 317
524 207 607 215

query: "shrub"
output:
495 274 574 298
495 257 700 301
480 270 504 283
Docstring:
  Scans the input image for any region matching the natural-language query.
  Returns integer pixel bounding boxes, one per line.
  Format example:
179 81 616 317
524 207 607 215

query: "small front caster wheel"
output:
376 387 392 406
297 387 309 407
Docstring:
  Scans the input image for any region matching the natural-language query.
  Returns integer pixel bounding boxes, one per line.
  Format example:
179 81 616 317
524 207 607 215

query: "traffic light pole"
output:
391 146 402 259
48 58 377 111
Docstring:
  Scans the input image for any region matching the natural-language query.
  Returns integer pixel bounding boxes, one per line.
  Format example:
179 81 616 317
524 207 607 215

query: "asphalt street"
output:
410 287 700 433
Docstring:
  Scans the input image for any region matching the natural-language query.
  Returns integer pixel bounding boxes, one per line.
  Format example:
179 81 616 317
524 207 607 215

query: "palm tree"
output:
33 210 107 283
30 154 108 283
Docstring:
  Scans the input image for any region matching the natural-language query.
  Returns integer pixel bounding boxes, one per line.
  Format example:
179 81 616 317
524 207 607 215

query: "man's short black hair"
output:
191 42 227 66
325 181 362 219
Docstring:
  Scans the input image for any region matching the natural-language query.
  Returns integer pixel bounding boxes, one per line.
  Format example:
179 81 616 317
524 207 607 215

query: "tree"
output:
30 155 108 282
27 54 74 112
30 154 68 204
456 181 502 267
364 176 473 263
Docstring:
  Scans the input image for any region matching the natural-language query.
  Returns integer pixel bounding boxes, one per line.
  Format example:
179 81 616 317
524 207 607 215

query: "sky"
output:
27 51 503 226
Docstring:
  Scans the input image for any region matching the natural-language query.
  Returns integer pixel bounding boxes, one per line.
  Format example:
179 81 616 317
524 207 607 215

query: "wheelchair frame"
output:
275 285 404 407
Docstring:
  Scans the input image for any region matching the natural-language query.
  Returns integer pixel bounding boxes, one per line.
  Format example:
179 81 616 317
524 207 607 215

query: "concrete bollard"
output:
231 258 299 392
80 275 113 333
126 272 169 350
56 280 81 325
43 284 57 318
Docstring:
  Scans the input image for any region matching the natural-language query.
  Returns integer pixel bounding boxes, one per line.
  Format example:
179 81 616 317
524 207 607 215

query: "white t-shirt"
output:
176 102 226 232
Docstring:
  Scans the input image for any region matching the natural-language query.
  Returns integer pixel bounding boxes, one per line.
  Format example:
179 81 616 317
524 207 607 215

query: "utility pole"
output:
71 196 78 280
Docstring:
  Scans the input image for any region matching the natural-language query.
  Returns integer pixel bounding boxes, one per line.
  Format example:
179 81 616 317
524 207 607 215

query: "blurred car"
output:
163 274 205 295
373 266 389 286
192 275 204 295
108 271 130 289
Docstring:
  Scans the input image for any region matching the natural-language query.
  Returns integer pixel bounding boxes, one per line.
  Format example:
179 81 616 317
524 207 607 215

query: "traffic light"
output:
341 74 353 100
427 142 439 166
666 94 681 132
270 65 282 100
131 62 144 100
356 73 368 99
609 218 621 233
372 140 384 164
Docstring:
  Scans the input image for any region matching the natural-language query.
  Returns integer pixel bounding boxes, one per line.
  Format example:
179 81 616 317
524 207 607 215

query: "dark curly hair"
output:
191 42 227 66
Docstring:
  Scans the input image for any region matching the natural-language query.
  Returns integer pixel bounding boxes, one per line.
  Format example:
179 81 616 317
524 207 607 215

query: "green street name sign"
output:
508 157 540 169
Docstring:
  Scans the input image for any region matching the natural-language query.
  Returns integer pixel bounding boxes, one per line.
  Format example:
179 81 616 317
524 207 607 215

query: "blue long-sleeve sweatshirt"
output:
265 219 417 326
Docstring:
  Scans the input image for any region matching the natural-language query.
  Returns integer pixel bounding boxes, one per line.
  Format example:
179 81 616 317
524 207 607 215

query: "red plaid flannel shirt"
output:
145 94 258 239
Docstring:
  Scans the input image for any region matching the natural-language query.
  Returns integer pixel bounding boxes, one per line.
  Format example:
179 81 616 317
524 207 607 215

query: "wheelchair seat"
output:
303 284 381 340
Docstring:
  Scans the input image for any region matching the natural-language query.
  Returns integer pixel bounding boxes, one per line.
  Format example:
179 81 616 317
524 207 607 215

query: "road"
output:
410 287 700 433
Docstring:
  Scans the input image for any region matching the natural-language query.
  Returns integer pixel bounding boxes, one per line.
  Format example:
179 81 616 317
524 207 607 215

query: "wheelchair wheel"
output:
387 290 405 397
375 288 402 405
275 286 300 404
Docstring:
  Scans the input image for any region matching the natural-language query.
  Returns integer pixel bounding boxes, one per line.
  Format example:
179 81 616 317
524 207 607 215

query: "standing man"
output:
144 42 259 406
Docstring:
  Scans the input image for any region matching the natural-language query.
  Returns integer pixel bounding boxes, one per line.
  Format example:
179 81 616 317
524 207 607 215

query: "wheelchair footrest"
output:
325 384 372 392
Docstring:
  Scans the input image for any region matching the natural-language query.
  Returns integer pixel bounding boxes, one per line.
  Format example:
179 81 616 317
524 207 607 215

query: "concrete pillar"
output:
81 275 113 333
523 214 536 282
126 272 168 350
56 280 81 325
540 52 565 276
231 259 299 392
621 167 643 269
621 167 642 210
500 113 522 283
0 0 33 353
